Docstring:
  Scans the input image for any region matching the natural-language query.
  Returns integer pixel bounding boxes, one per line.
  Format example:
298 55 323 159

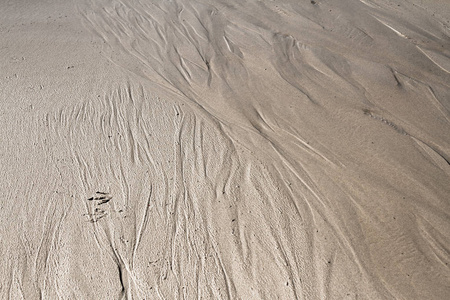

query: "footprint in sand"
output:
87 191 112 205
85 191 113 222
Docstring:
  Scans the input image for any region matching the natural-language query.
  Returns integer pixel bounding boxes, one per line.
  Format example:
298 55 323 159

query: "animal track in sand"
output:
87 191 112 204
85 191 113 222
363 108 407 135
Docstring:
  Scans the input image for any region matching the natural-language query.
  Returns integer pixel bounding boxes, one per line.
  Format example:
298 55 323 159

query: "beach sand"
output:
1 0 449 299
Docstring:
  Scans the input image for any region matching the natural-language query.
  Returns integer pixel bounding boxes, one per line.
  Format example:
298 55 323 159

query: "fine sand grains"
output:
1 0 449 299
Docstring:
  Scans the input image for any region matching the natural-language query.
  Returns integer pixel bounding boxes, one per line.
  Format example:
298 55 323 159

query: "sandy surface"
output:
1 0 449 299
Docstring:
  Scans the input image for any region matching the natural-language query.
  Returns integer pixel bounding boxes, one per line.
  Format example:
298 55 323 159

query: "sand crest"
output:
1 0 449 299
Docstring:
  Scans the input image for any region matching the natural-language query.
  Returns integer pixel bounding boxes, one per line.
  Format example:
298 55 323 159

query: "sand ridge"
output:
1 0 449 299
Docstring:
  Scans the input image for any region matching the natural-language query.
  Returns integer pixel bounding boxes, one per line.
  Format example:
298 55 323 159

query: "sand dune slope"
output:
1 0 449 299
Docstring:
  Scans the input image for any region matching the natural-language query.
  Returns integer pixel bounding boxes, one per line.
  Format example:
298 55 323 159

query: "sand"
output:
1 0 449 299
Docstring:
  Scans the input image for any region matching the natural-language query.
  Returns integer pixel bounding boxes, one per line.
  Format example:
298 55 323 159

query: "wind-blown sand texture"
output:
1 0 449 299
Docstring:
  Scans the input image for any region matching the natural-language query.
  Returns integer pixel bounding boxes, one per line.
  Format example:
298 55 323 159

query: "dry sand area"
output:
1 0 450 299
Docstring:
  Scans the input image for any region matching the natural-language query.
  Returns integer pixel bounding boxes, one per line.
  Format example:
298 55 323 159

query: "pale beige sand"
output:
1 0 449 299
